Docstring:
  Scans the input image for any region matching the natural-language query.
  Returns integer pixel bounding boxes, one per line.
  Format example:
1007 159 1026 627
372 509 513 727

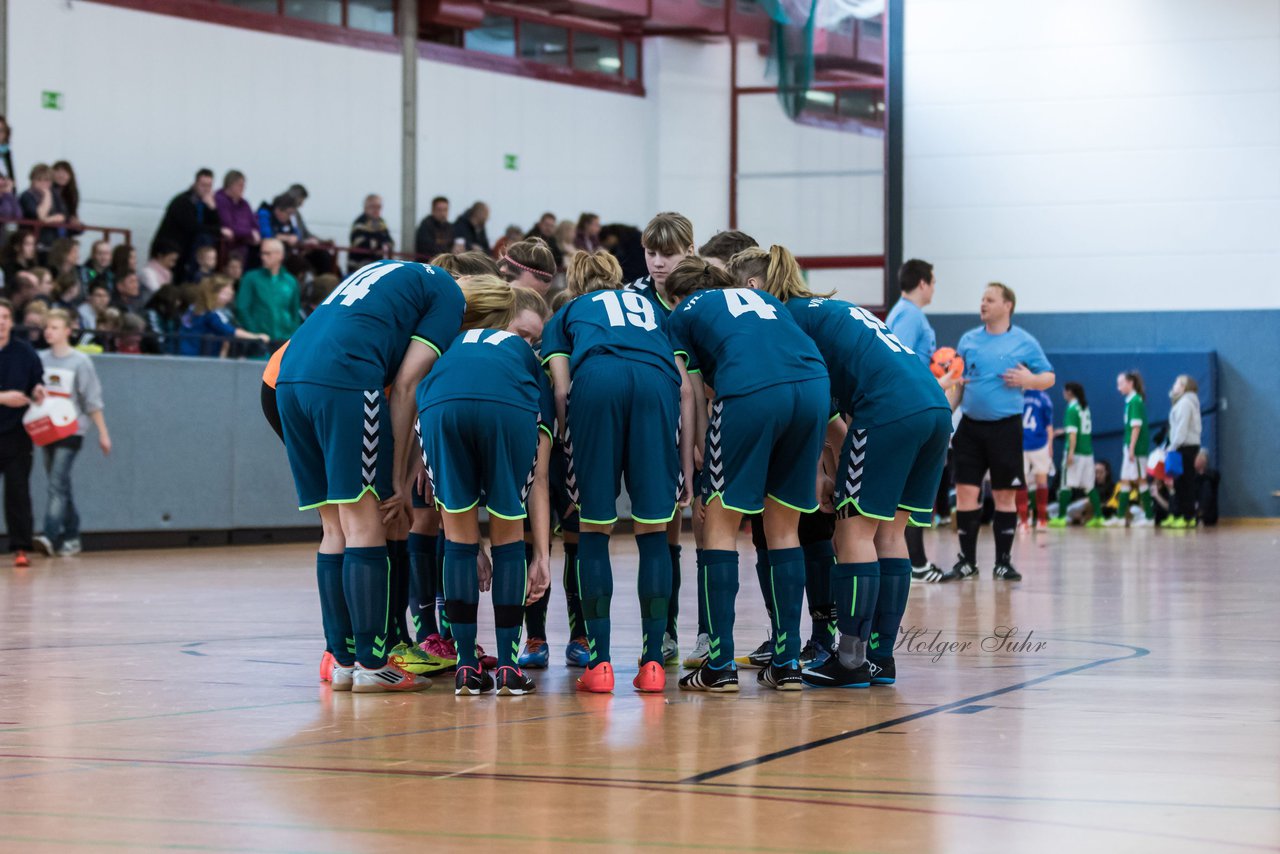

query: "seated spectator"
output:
453 201 490 254
96 307 122 350
114 313 146 354
2 229 38 291
220 254 244 285
143 284 190 355
0 173 21 221
152 168 222 283
191 245 218 284
599 222 647 282
575 212 601 252
301 272 340 318
554 220 576 270
112 271 147 316
498 238 556 296
1195 449 1220 526
109 243 135 287
139 242 179 298
7 270 38 313
47 238 82 283
214 169 259 262
22 302 49 349
27 267 55 311
18 164 67 251
491 224 524 260
82 240 113 289
235 238 299 344
255 194 300 254
286 184 319 245
180 275 269 357
525 212 562 270
348 194 393 274
52 273 82 311
51 161 83 234
78 281 111 344
415 196 456 259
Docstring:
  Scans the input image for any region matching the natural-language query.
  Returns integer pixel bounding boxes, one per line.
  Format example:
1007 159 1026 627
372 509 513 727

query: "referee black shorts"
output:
952 414 1023 491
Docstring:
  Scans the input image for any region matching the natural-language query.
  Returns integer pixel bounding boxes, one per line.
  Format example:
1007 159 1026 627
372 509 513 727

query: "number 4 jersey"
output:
785 296 949 427
279 260 465 390
540 289 681 387
665 288 826 399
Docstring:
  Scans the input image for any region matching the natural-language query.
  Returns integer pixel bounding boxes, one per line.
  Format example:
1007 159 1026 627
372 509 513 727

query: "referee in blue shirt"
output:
885 259 961 582
951 283 1054 581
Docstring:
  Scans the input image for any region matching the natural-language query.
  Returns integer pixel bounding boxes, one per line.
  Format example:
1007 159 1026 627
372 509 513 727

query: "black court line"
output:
679 640 1150 784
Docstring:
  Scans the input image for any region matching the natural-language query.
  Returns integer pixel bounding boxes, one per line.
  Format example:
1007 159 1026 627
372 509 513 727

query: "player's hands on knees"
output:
817 472 835 513
527 552 550 604
477 547 493 593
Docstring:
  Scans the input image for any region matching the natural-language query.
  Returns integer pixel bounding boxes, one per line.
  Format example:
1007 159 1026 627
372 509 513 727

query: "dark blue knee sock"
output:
563 542 584 638
871 558 911 663
637 532 671 664
387 539 410 646
577 531 613 664
803 540 836 649
435 532 451 639
695 548 708 635
407 532 438 642
768 547 805 666
491 541 528 669
832 561 881 643
524 541 550 641
754 542 774 624
701 549 740 669
443 540 480 668
342 546 390 669
666 543 682 639
317 552 354 666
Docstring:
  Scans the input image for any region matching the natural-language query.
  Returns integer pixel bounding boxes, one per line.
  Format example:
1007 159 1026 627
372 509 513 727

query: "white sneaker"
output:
351 662 432 693
1102 516 1127 528
57 539 82 557
31 535 54 556
682 633 710 669
1132 517 1155 528
331 664 356 691
661 632 679 666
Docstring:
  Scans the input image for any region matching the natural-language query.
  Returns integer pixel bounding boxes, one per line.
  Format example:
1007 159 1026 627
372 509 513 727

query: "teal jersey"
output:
623 275 674 319
666 287 826 399
417 329 555 436
540 290 680 387
785 297 949 427
279 261 464 390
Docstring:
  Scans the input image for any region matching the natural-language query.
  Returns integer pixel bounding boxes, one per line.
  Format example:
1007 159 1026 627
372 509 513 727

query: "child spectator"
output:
139 242 178 298
109 244 136 286
114 313 145 354
47 238 82 282
143 284 190 355
51 162 83 234
179 274 268 357
112 271 146 316
22 302 48 349
27 267 55 311
2 229 38 290
78 282 111 345
83 240 113 289
0 174 21 221
1194 449 1219 526
301 272 339 318
96 307 122 350
191 245 218 283
220 255 244 286
52 273 82 310
18 164 68 250
31 308 109 557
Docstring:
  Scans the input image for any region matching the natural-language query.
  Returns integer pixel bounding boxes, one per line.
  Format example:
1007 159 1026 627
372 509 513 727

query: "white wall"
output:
903 0 1280 314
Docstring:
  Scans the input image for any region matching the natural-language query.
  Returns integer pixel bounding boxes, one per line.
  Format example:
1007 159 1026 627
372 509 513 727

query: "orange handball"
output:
930 347 965 379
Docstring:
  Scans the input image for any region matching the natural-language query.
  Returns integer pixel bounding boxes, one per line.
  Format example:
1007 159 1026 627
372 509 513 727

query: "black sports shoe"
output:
868 657 896 685
758 661 803 691
454 665 494 696
734 637 773 669
800 656 871 688
799 637 834 668
911 562 952 583
952 554 978 580
494 665 536 695
993 561 1022 581
678 663 740 693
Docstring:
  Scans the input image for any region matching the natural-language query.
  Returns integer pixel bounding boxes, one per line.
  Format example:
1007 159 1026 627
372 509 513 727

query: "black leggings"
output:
1173 444 1199 519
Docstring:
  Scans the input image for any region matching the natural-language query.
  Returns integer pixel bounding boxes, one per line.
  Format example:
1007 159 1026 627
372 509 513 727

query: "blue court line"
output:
948 704 993 714
679 639 1150 784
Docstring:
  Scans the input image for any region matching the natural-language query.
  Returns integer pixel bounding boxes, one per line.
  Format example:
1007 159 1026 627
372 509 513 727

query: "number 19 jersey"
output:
279 261 465 390
665 288 826 399
540 289 680 387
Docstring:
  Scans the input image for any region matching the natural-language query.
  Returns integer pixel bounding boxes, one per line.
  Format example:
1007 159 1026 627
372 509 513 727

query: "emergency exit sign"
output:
41 91 63 110
504 154 518 171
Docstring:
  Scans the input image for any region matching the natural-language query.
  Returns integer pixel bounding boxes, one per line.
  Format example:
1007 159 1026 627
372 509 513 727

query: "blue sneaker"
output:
565 636 591 668
799 638 833 669
518 638 549 669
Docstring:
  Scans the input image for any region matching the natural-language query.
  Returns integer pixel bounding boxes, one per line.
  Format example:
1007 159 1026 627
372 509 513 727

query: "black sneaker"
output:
494 665 536 695
678 663 740 693
734 636 773 669
454 665 494 696
993 562 1022 581
868 656 896 685
800 656 871 688
799 638 834 668
757 661 803 691
911 562 951 583
952 554 978 580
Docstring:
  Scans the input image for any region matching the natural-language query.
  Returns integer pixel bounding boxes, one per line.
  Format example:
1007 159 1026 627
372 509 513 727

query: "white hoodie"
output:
1169 391 1202 448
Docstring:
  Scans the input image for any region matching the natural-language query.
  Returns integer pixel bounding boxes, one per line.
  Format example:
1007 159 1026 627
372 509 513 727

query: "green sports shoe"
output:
1085 517 1105 528
390 641 453 676
1048 517 1068 528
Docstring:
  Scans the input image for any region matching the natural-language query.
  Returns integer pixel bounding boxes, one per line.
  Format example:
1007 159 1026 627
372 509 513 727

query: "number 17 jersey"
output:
540 289 681 387
279 261 465 390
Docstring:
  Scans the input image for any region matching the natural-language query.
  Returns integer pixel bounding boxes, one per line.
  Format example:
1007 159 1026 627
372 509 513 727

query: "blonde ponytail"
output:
459 274 517 330
566 249 623 295
727 244 830 301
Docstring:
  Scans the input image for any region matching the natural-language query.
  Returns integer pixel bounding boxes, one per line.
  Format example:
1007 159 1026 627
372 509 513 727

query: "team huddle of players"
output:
267 211 955 696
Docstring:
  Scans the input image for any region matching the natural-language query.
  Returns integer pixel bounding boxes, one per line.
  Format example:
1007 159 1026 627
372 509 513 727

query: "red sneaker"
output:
476 645 498 671
320 650 336 683
633 661 666 693
13 551 29 568
576 661 615 693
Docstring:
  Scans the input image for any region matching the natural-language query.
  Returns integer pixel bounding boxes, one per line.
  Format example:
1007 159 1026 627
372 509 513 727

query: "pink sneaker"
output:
420 633 458 662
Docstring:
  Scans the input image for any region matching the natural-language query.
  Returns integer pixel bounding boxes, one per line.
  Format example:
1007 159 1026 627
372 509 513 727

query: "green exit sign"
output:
504 153 518 171
41 91 63 110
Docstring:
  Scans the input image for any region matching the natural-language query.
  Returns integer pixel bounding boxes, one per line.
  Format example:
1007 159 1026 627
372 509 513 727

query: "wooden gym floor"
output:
1 526 1278 853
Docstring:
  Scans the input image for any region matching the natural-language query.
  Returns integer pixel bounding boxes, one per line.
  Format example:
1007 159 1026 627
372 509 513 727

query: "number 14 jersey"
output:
540 289 681 387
